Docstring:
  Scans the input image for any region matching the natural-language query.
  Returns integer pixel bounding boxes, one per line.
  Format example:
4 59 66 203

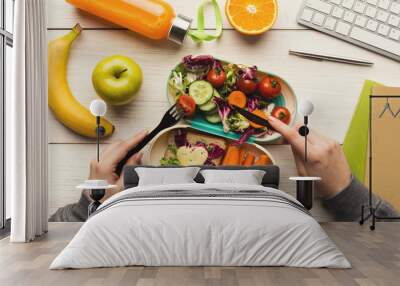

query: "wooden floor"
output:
0 223 399 286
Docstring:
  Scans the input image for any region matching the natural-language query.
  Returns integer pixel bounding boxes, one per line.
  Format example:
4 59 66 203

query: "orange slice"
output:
225 0 278 35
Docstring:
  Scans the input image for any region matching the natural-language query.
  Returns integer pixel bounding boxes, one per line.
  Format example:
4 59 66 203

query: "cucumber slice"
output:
199 99 216 112
189 80 213 105
205 113 222 124
213 89 221 98
199 89 221 112
205 107 218 115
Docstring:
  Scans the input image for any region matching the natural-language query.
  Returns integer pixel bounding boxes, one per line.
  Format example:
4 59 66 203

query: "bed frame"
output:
87 165 317 214
123 165 280 189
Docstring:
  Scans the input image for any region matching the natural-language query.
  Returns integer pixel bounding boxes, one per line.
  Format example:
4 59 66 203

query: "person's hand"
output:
88 130 148 201
267 116 352 199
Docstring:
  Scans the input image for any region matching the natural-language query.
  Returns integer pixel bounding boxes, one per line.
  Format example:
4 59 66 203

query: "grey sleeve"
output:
49 191 90 222
322 177 399 221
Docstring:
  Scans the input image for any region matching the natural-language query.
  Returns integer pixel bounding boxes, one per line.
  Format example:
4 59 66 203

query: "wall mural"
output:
47 1 400 227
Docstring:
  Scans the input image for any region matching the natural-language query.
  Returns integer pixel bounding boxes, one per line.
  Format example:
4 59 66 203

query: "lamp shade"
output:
299 99 314 116
90 99 107 117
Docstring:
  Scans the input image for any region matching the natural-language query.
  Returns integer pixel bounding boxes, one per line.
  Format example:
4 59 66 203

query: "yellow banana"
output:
48 23 114 138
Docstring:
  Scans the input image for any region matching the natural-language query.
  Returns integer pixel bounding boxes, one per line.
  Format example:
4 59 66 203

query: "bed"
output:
50 166 350 269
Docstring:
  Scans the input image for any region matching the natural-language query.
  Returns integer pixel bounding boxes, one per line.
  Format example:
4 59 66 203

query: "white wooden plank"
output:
47 29 400 144
48 144 334 221
47 0 305 30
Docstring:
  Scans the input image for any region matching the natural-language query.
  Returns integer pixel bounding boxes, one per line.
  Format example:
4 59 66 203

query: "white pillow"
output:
200 169 266 185
136 167 200 186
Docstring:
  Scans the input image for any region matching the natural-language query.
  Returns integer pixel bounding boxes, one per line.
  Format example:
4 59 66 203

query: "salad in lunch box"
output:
168 55 292 143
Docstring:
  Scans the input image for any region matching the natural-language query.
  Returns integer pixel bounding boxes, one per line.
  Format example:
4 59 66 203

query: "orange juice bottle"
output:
66 0 192 44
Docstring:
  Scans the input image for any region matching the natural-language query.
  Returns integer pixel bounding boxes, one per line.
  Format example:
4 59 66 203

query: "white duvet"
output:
50 183 351 269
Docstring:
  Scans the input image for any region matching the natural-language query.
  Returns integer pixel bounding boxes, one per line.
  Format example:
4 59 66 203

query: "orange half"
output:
225 0 278 35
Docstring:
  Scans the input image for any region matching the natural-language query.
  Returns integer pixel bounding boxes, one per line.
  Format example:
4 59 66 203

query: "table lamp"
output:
90 99 107 162
77 100 116 216
298 99 314 162
290 99 321 210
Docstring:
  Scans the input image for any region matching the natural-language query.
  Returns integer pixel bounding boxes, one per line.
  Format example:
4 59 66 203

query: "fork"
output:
115 104 185 176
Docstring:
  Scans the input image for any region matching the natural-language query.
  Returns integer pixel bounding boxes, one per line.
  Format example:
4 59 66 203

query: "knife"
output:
233 107 275 131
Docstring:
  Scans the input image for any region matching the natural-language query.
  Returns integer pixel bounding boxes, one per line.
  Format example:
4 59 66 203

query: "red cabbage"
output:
247 97 260 112
254 128 273 137
183 55 215 72
204 159 216 166
237 128 256 145
207 143 226 160
213 60 223 71
195 141 208 149
175 129 188 147
213 97 231 133
239 66 258 80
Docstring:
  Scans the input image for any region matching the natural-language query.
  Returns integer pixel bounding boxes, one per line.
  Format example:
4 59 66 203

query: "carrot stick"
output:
254 155 271 166
222 145 240 165
242 152 255 166
227 91 247 108
239 148 246 165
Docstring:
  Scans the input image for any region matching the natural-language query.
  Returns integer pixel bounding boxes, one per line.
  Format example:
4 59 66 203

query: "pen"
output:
289 49 374 66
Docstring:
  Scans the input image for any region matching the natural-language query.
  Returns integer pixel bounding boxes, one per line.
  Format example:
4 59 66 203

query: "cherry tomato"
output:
271 106 291 124
259 76 281 99
238 78 258 94
207 68 226 88
178 95 196 117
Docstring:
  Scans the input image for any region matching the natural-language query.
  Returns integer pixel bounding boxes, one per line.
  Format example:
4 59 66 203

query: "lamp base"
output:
77 180 117 217
296 181 314 210
289 177 321 210
88 188 105 216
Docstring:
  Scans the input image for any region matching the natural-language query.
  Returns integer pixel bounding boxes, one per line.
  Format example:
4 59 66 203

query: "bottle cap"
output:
168 14 192 45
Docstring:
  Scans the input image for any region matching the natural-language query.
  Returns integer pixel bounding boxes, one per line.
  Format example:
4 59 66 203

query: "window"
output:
1 0 14 231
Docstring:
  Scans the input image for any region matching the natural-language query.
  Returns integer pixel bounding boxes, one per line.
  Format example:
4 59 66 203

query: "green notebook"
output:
342 80 382 184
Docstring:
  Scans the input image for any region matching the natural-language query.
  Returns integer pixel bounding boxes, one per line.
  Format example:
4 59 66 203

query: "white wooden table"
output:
46 0 400 221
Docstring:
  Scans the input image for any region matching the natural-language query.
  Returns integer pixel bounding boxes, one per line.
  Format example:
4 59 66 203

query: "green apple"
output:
92 55 142 106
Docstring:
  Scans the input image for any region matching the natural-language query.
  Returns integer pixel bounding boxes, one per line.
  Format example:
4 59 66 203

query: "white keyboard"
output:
297 0 400 61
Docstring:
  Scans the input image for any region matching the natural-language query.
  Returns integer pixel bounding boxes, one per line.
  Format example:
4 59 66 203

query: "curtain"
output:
9 0 48 242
